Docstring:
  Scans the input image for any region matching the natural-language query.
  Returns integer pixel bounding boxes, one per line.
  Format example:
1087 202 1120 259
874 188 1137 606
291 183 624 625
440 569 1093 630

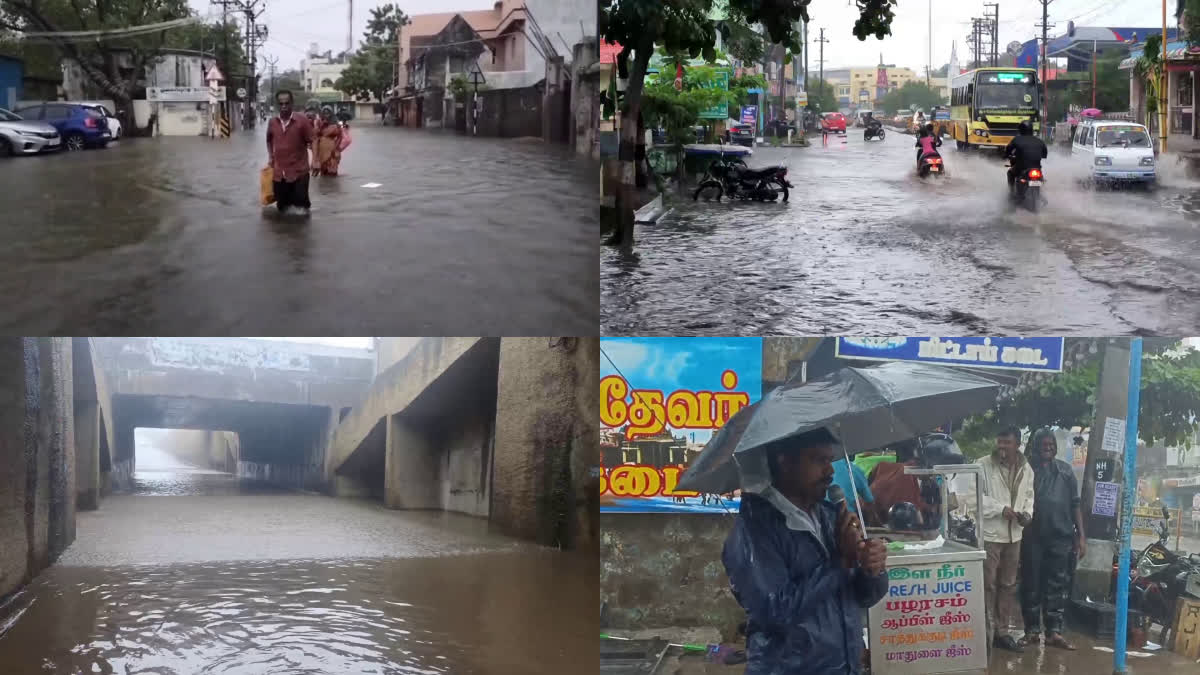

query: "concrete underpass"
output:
0 337 598 674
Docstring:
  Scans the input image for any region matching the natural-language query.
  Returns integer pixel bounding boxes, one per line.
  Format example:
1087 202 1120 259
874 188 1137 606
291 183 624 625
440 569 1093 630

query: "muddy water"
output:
0 467 596 674
602 132 1200 335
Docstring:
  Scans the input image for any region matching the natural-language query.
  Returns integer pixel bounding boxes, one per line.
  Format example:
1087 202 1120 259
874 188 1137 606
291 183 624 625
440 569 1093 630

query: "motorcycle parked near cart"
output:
693 144 793 203
1008 163 1046 212
1109 508 1200 645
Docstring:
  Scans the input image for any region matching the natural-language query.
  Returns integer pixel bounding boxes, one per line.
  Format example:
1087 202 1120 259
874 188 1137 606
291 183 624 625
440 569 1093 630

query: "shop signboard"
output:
869 555 989 674
835 337 1064 373
600 337 762 513
741 105 757 125
698 69 730 119
1131 505 1180 536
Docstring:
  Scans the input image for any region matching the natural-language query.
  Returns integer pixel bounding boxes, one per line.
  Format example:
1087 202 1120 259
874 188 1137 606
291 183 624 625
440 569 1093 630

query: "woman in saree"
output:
312 107 343 177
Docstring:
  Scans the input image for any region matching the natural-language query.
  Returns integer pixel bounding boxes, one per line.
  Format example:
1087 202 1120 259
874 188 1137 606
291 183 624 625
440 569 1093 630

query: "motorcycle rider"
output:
865 113 883 139
1004 119 1048 190
916 125 942 169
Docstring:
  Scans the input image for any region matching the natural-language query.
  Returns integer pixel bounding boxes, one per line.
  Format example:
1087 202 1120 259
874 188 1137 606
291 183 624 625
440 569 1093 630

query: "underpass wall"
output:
0 338 76 605
492 337 599 551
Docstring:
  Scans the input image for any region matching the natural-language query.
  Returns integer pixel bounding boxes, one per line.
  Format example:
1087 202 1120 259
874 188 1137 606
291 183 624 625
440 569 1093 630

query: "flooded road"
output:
0 127 598 334
601 131 1200 335
0 464 595 674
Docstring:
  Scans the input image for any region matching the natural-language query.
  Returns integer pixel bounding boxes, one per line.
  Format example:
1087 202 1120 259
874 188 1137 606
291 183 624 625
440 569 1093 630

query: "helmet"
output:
918 433 966 466
1019 119 1033 135
888 502 923 531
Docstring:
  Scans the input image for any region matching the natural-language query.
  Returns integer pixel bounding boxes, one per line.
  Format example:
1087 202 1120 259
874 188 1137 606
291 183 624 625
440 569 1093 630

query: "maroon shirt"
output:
266 114 316 181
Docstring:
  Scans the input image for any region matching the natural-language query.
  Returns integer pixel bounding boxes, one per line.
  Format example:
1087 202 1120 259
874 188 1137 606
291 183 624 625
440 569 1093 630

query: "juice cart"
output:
868 464 988 675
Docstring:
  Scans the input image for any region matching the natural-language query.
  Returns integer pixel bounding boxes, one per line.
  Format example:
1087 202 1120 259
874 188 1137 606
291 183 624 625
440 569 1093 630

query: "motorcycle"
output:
917 153 945 179
864 125 885 141
1109 509 1200 644
1008 163 1045 212
693 144 792 203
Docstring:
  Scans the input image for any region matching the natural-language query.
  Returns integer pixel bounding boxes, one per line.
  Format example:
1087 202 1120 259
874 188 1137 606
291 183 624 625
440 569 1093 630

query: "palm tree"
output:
1133 35 1165 136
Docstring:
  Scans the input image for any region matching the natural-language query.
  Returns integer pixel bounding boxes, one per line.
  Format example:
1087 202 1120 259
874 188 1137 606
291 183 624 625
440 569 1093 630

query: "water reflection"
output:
0 552 594 674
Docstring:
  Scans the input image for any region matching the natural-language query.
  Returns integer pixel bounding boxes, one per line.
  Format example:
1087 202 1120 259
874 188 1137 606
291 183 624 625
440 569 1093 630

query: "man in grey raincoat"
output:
722 428 889 675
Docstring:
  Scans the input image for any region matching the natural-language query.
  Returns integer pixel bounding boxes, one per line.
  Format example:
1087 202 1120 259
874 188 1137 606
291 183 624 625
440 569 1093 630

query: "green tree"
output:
1063 48 1129 117
274 69 303 96
641 61 764 188
877 80 944 115
1 0 192 132
805 78 836 113
600 0 900 247
954 340 1200 460
336 4 408 105
1134 34 1165 135
1184 0 1200 47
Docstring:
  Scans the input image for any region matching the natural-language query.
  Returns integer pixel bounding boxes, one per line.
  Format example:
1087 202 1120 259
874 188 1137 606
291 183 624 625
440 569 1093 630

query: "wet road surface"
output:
0 127 598 334
0 464 595 674
601 131 1200 335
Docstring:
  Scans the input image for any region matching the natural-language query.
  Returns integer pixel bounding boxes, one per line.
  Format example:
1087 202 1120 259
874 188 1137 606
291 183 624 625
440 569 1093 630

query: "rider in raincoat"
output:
722 429 889 675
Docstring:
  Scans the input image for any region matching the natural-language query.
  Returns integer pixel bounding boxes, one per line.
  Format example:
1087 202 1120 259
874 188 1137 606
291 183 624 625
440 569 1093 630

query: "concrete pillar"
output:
0 337 30 600
384 414 441 509
74 400 100 510
491 337 598 551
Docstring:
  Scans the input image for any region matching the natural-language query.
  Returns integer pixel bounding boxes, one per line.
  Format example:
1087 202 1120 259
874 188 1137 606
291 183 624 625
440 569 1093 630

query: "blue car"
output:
12 102 111 151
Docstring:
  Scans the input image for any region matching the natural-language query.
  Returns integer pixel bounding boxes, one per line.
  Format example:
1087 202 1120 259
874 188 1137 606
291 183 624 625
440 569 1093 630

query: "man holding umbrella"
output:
722 428 889 675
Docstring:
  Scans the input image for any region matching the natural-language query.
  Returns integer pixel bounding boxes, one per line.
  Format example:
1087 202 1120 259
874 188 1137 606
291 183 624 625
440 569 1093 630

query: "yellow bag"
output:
260 166 275 206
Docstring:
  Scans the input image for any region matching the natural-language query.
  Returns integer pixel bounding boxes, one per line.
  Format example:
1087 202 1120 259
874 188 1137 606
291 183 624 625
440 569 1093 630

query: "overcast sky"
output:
793 0 1160 72
187 0 502 72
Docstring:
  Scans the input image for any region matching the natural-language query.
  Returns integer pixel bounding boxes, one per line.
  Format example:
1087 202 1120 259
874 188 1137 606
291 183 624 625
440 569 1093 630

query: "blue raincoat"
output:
722 492 888 675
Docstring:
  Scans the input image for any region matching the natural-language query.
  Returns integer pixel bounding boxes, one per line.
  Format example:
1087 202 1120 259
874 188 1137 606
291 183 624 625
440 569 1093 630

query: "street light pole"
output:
1161 0 1169 153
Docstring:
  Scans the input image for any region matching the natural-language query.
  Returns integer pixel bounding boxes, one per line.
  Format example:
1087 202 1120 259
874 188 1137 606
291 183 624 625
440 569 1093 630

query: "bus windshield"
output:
975 71 1038 111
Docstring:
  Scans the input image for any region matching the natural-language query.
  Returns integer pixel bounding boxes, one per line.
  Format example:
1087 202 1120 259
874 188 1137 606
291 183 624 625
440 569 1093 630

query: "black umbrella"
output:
677 361 1001 499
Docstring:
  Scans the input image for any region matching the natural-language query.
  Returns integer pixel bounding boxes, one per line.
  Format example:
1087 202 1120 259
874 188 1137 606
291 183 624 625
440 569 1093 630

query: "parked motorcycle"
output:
917 154 945 179
693 145 792 203
1008 164 1045 212
1110 509 1200 645
948 513 977 547
864 125 885 141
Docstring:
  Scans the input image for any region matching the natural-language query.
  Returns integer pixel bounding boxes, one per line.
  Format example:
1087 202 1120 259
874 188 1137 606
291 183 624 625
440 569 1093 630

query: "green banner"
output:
699 70 730 120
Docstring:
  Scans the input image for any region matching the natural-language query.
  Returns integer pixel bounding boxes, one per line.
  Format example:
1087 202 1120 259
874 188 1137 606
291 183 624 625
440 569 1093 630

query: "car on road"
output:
1071 119 1156 187
12 102 111 151
725 121 755 147
72 101 122 139
0 107 61 156
820 112 847 134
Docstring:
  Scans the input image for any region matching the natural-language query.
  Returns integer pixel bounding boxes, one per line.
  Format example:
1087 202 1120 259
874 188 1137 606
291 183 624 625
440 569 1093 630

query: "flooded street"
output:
0 461 595 674
601 132 1200 335
0 127 598 334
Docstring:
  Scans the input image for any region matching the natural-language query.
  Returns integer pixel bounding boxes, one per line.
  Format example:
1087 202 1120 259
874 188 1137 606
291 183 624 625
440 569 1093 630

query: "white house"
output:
61 48 219 136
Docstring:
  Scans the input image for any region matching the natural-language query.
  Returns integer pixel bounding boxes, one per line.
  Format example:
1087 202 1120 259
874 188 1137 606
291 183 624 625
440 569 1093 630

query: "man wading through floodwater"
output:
723 428 889 675
266 89 316 216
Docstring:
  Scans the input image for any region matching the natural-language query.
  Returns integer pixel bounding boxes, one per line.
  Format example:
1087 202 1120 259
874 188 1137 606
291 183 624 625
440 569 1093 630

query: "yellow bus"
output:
949 67 1041 151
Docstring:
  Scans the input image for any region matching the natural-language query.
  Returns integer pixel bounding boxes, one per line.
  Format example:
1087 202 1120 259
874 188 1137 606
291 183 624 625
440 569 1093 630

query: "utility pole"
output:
816 27 829 100
347 0 353 56
984 3 999 66
927 0 932 85
264 53 279 109
1036 0 1055 138
803 19 809 100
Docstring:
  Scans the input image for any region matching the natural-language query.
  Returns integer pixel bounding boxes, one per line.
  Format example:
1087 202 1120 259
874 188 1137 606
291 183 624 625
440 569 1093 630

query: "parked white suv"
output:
1071 119 1156 186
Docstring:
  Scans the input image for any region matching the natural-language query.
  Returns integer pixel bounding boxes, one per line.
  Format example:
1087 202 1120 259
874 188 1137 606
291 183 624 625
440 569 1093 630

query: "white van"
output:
1071 119 1156 186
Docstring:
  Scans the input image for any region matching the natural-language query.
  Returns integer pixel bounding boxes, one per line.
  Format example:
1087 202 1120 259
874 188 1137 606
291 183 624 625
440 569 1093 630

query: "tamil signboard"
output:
149 86 222 102
835 337 1064 373
869 552 989 675
698 69 730 120
600 337 762 513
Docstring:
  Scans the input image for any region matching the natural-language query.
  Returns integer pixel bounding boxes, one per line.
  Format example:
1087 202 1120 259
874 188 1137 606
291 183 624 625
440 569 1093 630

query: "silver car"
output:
0 107 61 156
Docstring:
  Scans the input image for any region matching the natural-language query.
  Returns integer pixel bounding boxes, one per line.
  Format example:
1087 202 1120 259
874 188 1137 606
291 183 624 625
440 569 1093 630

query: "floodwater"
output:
601 130 1200 335
0 462 596 674
0 126 598 334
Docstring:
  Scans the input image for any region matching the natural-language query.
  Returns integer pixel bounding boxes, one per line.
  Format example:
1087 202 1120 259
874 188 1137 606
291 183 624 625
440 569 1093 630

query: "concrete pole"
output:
1162 0 1169 153
1113 338 1144 675
1074 339 1132 602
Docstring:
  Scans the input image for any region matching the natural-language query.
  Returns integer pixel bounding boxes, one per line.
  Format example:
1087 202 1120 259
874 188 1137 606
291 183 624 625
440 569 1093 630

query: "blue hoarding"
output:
600 337 763 513
834 337 1064 372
